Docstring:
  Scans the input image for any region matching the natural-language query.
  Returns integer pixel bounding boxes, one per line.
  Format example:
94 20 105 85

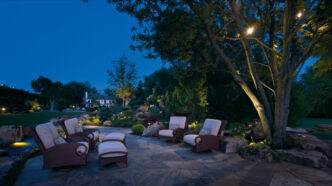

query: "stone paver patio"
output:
16 127 332 186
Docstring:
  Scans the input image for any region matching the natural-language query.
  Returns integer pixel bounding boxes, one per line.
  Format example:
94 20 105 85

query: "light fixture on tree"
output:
297 12 302 18
246 27 254 35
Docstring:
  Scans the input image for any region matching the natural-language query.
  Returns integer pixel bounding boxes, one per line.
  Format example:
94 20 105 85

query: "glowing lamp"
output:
246 27 254 35
297 12 302 18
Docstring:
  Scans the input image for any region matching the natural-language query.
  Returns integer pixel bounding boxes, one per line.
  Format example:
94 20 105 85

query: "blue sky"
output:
0 1 317 92
0 0 164 92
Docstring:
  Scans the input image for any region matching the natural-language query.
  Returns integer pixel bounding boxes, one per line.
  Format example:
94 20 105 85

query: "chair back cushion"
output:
199 119 222 136
35 123 58 149
169 116 187 130
64 118 82 135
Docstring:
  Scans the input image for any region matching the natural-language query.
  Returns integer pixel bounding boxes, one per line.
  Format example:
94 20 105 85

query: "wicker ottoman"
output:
98 141 128 168
102 133 126 144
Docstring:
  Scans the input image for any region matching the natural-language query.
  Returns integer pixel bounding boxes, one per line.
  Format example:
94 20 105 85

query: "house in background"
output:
84 91 112 108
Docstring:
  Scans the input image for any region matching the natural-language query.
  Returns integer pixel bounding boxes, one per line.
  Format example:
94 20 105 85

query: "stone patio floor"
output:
16 127 332 186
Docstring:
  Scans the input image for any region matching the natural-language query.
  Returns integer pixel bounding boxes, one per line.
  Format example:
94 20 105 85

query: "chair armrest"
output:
195 135 219 145
184 131 199 135
66 136 89 143
45 143 86 158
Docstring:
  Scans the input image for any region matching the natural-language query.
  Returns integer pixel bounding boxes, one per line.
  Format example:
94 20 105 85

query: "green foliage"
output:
165 79 208 121
148 107 162 117
29 99 41 111
189 121 203 131
98 107 113 121
131 124 145 135
122 110 135 118
289 68 332 125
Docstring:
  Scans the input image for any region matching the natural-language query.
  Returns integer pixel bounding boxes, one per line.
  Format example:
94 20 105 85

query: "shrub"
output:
148 107 162 117
123 110 135 118
189 121 203 131
98 107 113 121
131 124 145 135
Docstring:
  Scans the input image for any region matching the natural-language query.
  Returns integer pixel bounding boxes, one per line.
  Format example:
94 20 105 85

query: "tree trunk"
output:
50 99 55 112
122 96 126 107
272 78 293 148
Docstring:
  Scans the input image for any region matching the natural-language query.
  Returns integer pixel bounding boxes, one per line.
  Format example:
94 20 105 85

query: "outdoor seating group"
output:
159 116 228 152
25 115 227 170
25 117 128 169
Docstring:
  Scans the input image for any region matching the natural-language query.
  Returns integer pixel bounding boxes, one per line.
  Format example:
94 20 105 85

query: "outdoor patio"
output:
15 127 332 186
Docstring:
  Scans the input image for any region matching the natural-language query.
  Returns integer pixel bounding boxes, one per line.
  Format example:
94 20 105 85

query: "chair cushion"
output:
36 123 56 149
199 119 222 136
64 118 78 135
98 141 127 158
75 124 83 133
169 116 187 130
184 134 199 146
158 129 174 137
102 133 125 142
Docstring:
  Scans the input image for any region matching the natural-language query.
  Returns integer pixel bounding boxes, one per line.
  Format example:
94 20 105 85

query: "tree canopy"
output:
109 0 331 148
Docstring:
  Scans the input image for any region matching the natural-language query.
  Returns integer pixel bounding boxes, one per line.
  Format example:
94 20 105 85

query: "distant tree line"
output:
0 85 39 113
31 76 96 111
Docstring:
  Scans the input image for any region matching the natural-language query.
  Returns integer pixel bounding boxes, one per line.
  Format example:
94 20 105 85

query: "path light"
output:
246 27 254 35
1 107 5 112
11 142 31 147
297 12 302 18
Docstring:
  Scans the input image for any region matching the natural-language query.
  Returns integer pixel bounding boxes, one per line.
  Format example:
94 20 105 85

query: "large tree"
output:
108 55 137 107
109 0 331 148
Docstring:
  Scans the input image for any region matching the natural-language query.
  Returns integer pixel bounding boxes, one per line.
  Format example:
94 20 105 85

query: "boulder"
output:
286 133 332 159
275 149 328 168
103 120 111 126
142 122 164 137
251 122 265 141
286 127 309 134
220 136 248 154
78 114 89 123
0 125 23 147
316 124 332 132
239 146 275 163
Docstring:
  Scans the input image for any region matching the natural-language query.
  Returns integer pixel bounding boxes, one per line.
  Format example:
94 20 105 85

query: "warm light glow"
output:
1 107 5 111
297 12 302 18
246 27 254 35
11 142 31 147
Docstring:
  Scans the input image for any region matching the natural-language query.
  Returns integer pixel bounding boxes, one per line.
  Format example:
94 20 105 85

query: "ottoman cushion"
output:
98 141 127 158
102 133 125 142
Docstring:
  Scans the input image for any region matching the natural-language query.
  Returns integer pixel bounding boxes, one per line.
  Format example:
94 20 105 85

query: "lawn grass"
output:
295 118 332 128
296 118 332 140
0 112 87 127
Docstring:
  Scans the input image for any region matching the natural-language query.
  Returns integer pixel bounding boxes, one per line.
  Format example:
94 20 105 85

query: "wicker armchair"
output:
158 116 188 142
60 118 100 149
24 123 89 169
184 119 228 152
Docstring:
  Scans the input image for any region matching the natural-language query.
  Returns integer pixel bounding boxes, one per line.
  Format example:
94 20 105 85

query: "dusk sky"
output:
0 0 164 92
0 1 317 93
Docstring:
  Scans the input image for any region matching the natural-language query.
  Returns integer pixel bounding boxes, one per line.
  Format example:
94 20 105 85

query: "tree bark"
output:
272 77 292 148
